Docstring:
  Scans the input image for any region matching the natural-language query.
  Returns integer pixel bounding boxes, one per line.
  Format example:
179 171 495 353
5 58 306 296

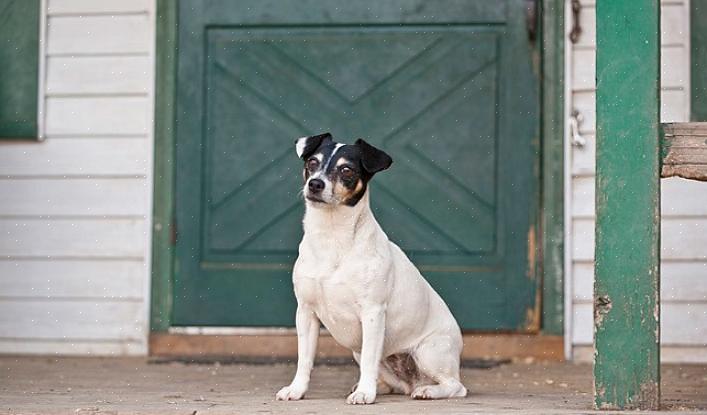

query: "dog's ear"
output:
355 139 393 174
295 133 332 159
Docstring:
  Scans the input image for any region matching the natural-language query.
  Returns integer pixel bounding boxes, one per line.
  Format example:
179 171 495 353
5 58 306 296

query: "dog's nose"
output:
308 179 325 194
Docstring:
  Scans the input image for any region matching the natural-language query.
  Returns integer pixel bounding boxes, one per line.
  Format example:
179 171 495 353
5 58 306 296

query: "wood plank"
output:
150 333 564 361
573 303 707 346
0 138 149 176
0 218 146 258
661 122 707 181
47 15 150 55
0 0 39 138
594 0 660 408
0 259 146 299
572 176 707 217
0 299 145 341
47 56 150 95
48 0 149 15
0 178 148 216
693 0 707 122
573 218 707 261
45 97 149 136
151 0 178 332
573 261 707 302
0 338 146 356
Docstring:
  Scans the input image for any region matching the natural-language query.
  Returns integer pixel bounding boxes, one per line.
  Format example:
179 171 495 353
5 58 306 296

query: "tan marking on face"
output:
332 180 350 202
332 179 364 204
336 158 350 167
354 180 363 193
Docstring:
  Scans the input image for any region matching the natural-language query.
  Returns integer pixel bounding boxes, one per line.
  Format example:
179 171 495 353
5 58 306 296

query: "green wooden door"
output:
173 0 539 330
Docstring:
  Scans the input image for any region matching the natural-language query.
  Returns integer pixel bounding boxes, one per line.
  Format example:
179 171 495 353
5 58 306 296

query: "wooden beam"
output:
150 333 565 362
594 0 660 410
540 0 566 336
661 122 707 181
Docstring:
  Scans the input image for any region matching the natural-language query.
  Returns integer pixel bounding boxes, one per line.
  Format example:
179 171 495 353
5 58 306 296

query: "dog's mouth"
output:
305 194 326 203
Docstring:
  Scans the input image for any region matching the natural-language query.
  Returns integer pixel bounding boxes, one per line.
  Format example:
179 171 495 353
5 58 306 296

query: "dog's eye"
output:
306 158 319 171
339 166 354 179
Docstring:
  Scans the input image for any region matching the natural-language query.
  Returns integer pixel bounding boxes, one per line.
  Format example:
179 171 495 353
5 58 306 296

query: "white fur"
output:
295 136 308 158
276 190 467 404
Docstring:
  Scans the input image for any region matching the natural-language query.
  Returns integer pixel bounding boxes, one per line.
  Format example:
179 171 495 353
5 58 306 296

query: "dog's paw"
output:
346 388 376 405
276 384 306 401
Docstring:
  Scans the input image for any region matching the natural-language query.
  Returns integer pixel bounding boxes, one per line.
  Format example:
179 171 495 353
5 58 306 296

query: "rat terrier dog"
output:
276 133 467 405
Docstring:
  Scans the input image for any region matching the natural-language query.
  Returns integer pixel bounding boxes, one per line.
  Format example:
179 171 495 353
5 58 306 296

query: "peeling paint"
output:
593 294 612 328
526 225 536 281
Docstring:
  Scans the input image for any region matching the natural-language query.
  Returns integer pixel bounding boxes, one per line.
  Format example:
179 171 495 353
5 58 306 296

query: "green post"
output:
594 0 660 410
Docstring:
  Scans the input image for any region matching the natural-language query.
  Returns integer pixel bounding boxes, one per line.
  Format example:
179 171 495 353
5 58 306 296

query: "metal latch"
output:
569 109 586 148
569 0 582 43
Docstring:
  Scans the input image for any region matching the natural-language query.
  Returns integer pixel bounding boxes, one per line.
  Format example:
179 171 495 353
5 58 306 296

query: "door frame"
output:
150 0 565 336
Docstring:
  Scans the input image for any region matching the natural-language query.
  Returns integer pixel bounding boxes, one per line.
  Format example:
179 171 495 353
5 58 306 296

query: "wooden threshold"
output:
150 333 564 361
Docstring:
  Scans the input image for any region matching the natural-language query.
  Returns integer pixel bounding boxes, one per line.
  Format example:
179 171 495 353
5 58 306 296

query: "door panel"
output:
174 0 539 330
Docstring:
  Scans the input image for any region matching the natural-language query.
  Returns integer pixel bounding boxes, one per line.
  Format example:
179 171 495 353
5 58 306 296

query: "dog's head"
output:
295 133 392 207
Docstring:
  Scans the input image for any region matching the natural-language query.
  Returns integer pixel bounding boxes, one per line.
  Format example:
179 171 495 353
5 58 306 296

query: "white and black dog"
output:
276 133 467 405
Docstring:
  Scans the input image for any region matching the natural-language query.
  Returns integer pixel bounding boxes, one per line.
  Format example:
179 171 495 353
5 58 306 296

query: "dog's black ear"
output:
295 133 332 160
355 139 393 174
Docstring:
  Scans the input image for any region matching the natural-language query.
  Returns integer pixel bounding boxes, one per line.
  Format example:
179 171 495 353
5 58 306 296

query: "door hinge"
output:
569 0 582 43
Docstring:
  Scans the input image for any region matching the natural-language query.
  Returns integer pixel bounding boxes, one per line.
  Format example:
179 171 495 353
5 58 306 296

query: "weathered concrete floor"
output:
1 357 706 414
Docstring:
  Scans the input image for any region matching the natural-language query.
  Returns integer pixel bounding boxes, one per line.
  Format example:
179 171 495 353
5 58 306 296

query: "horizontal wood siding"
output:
568 0 707 361
0 138 149 176
0 0 154 355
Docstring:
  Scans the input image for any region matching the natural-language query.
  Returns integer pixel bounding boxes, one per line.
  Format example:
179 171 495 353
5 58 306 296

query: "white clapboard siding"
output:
0 179 148 216
572 177 707 218
0 219 146 258
573 303 707 346
573 261 707 302
571 135 595 177
0 139 149 176
573 218 707 261
46 97 149 136
48 0 149 15
0 300 145 341
572 46 687 92
0 339 145 355
0 260 145 299
47 56 150 95
0 1 154 356
47 15 150 55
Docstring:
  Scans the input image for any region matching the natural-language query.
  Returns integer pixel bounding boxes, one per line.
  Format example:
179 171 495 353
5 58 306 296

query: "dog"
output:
276 133 467 405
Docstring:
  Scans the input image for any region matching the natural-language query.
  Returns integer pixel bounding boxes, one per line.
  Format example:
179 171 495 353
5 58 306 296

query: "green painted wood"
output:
150 0 178 331
692 0 707 122
173 0 540 329
0 0 39 138
594 0 661 410
540 0 565 335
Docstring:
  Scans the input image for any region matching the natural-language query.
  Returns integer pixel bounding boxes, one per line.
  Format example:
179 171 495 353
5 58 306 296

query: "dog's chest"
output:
293 248 371 349
294 259 361 314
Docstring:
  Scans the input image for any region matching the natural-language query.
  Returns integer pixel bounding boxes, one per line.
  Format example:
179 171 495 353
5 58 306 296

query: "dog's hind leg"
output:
410 335 467 400
350 352 409 395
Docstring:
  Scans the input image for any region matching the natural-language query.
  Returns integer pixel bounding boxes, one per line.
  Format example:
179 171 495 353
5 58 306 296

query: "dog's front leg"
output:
276 304 319 401
347 305 385 405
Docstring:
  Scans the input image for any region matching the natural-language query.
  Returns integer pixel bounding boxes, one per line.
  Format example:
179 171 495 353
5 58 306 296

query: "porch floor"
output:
1 357 706 414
